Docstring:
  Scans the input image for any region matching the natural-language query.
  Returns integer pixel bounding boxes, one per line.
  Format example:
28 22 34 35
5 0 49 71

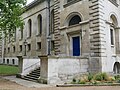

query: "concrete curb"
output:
56 84 120 87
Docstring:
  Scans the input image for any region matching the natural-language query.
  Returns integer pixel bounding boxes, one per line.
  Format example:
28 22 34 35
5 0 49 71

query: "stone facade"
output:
2 0 120 84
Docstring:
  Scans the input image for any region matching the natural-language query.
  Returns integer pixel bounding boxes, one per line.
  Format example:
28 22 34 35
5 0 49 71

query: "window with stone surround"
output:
13 46 15 53
37 14 42 35
37 42 41 50
28 19 32 38
19 45 22 52
7 59 9 64
19 28 23 40
27 44 31 51
8 47 10 53
12 59 15 65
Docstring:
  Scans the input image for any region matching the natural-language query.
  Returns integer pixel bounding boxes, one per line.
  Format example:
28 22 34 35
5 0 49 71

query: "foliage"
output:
114 75 120 80
0 65 18 75
72 78 76 83
78 80 86 84
0 0 26 38
71 73 118 85
94 73 109 81
87 73 94 81
117 79 120 83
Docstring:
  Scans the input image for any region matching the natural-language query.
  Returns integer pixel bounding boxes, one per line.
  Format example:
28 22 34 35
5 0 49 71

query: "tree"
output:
0 0 26 39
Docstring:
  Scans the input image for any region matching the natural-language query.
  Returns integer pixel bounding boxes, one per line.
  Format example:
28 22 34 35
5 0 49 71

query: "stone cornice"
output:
25 0 45 11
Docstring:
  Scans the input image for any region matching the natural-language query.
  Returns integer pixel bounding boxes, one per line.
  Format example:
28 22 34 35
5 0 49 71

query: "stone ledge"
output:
56 83 120 87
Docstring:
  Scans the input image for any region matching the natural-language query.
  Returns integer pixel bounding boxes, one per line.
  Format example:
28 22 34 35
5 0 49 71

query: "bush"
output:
72 78 76 83
79 80 86 84
88 73 94 81
95 73 108 81
114 75 120 80
117 79 120 83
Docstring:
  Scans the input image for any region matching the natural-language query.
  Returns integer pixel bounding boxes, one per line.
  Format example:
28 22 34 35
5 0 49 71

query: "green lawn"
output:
0 65 19 75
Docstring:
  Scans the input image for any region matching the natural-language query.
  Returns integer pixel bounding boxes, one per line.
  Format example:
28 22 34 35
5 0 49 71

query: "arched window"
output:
37 14 42 35
69 15 81 26
50 10 54 33
110 15 118 45
28 19 32 37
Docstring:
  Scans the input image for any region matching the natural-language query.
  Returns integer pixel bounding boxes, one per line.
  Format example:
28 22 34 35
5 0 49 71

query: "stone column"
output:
16 56 23 78
38 55 48 84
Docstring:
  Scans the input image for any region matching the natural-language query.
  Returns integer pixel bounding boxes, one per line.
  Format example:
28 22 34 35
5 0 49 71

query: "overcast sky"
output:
27 0 34 5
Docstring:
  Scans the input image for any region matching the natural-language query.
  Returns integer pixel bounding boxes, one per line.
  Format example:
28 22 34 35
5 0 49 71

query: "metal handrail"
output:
24 61 40 71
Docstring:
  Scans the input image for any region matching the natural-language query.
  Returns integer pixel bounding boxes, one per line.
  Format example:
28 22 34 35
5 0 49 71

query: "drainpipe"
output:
47 0 51 55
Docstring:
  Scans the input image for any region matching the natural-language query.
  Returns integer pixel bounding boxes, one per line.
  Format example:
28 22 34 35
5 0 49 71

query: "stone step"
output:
23 77 38 82
27 74 40 78
24 75 38 80
23 67 40 82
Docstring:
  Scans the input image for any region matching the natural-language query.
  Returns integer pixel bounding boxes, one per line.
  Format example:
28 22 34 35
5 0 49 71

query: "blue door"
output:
72 36 80 56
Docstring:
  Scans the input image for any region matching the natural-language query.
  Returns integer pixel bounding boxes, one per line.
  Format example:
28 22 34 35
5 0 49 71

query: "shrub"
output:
117 79 120 83
79 80 86 84
114 75 120 80
88 73 94 81
72 78 76 83
94 73 108 81
101 73 109 81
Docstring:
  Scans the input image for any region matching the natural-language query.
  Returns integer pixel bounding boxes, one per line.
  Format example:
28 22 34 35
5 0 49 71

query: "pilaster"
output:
54 0 61 55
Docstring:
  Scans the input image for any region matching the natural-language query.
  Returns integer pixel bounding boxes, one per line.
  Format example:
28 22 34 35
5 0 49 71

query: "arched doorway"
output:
113 62 120 74
68 15 82 56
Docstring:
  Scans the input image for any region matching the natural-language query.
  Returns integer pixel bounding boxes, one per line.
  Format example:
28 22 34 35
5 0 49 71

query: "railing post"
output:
16 56 23 78
38 55 48 84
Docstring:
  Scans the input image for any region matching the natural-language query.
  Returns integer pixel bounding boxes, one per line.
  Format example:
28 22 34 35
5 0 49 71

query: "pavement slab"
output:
2 76 53 88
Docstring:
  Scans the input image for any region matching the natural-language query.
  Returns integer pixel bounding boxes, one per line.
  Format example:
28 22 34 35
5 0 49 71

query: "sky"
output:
27 0 34 5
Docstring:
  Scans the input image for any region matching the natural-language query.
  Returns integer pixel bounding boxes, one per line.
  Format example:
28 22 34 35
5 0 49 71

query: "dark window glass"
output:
12 59 15 64
7 59 9 64
67 0 73 3
27 44 31 51
13 46 15 53
37 42 41 50
51 41 55 51
28 19 32 37
8 47 10 53
50 10 54 33
3 59 5 63
69 15 81 26
110 29 114 45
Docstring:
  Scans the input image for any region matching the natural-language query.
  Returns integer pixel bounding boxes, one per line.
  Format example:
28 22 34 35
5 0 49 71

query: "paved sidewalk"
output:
2 76 53 88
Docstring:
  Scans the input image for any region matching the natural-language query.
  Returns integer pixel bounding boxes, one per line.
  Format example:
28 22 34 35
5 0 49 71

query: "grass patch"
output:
0 65 19 75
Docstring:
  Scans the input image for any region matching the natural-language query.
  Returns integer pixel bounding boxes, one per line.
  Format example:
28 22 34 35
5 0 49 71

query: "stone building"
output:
2 0 120 84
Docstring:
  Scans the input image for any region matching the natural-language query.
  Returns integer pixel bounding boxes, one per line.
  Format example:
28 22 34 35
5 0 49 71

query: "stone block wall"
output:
40 56 89 84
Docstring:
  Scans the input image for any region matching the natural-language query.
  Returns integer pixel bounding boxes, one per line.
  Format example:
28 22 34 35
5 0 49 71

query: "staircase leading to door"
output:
22 67 40 82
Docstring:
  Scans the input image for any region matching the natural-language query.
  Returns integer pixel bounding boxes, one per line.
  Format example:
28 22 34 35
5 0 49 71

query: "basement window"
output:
27 44 31 51
12 59 15 65
7 59 9 64
13 46 15 53
19 45 22 52
37 42 41 50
